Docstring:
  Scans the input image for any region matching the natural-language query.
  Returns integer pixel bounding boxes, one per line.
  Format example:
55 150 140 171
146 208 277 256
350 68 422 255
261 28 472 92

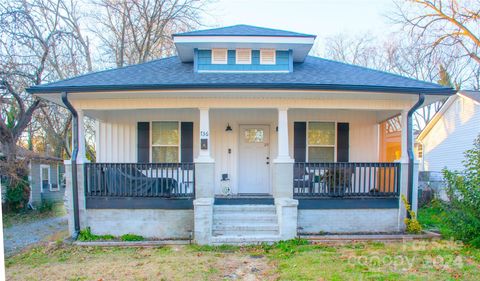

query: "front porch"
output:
64 93 419 244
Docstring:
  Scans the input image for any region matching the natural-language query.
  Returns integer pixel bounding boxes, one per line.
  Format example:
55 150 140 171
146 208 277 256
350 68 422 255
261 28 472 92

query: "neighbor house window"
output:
236 48 251 64
211 48 228 64
57 164 66 189
151 121 179 163
260 49 276 64
307 122 336 162
40 165 51 192
414 142 423 159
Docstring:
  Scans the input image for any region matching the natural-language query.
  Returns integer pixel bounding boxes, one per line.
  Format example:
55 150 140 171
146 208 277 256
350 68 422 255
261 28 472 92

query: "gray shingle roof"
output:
173 24 316 38
27 56 454 95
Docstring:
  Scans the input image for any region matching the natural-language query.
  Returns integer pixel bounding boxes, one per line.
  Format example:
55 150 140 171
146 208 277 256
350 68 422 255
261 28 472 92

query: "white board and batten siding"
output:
420 96 480 172
95 109 199 163
96 108 381 194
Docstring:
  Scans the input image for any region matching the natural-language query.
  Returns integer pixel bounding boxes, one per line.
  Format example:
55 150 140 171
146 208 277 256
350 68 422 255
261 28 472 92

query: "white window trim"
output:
260 49 276 65
57 164 65 189
211 48 228 64
40 164 51 193
306 121 337 162
149 121 181 163
235 48 252 64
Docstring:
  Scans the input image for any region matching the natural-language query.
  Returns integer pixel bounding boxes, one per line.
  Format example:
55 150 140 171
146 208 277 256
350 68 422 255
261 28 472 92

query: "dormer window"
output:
260 49 276 65
212 48 228 64
236 49 251 64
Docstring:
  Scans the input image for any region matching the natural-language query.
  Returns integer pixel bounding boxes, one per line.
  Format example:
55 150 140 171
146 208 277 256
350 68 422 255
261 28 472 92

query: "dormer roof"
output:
173 24 316 38
173 24 315 63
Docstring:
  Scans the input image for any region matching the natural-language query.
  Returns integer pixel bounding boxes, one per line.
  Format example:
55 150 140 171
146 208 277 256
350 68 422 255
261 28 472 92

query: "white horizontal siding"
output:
422 97 480 172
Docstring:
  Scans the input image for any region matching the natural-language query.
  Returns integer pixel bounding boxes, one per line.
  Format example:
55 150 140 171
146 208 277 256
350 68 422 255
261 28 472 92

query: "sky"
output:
202 0 396 42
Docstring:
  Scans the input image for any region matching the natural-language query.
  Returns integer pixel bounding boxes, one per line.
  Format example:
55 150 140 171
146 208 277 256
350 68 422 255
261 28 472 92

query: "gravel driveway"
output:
3 216 67 256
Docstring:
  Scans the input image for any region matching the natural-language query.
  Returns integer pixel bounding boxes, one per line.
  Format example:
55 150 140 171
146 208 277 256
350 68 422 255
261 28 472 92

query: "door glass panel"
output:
152 147 179 163
308 122 335 145
244 129 264 143
308 147 334 162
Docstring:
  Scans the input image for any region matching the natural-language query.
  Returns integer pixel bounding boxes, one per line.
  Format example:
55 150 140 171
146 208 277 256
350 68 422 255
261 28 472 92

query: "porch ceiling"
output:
37 89 445 110
84 107 401 124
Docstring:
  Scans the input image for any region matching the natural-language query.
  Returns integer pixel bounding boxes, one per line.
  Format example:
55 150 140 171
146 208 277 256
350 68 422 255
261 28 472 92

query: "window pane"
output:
244 129 264 143
152 147 179 163
152 122 179 145
308 147 334 162
308 122 335 145
42 168 49 180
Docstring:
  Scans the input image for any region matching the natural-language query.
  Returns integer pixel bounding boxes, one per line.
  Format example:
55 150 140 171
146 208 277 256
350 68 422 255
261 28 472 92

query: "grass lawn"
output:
2 203 66 228
6 239 480 281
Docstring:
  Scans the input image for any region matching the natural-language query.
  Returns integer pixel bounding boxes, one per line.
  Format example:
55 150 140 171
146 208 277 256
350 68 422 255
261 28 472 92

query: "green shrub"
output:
120 234 144 241
442 135 480 247
5 176 30 212
78 228 115 241
401 195 423 234
270 238 309 257
37 200 54 212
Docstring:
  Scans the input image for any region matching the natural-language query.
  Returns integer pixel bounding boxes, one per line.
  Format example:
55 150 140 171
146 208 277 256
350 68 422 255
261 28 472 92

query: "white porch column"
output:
275 108 293 163
397 110 409 231
76 109 89 164
272 108 297 240
194 107 215 244
196 107 213 163
400 110 408 164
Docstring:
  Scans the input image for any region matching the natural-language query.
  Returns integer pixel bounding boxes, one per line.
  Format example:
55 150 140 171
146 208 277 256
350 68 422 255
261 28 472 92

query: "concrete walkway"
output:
3 216 67 256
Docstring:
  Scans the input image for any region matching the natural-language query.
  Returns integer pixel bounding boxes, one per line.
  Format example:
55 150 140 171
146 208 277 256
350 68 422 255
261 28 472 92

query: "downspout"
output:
61 92 80 238
406 93 425 218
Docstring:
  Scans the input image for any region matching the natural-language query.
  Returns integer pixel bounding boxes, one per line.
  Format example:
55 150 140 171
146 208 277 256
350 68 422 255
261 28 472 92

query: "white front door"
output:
238 125 270 194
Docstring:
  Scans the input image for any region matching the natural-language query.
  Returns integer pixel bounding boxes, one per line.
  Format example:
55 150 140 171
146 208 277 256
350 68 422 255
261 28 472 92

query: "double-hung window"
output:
307 122 336 162
151 121 180 163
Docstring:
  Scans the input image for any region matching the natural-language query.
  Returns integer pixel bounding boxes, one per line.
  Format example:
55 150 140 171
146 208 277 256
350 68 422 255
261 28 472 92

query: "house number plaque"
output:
201 139 208 150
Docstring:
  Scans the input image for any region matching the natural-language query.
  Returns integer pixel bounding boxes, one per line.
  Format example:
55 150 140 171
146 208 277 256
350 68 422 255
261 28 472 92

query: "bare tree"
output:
393 0 480 65
321 33 461 131
0 0 91 182
93 0 207 67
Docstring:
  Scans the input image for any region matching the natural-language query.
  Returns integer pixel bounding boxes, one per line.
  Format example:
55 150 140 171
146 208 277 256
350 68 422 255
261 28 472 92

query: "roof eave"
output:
27 83 456 96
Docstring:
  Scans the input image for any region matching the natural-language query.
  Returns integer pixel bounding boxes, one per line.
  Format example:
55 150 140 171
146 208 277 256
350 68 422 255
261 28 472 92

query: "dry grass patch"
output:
6 239 480 281
6 244 277 281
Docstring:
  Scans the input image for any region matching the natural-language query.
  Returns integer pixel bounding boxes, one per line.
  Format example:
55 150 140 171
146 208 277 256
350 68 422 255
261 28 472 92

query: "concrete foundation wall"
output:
86 209 194 239
298 209 400 233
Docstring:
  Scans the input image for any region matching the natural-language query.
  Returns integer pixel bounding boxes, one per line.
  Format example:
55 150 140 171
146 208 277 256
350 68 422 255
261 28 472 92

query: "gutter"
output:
407 94 425 218
61 92 81 239
27 83 456 96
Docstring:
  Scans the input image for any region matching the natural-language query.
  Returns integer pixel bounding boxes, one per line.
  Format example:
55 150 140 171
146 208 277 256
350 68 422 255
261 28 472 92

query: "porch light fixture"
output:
225 123 233 132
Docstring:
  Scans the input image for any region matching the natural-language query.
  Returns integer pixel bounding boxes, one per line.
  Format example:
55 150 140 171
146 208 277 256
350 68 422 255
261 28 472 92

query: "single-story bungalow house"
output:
0 146 65 208
27 25 454 244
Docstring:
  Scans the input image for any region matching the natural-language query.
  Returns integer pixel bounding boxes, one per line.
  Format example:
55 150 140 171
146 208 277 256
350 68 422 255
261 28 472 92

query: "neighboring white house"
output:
27 25 454 245
418 91 480 173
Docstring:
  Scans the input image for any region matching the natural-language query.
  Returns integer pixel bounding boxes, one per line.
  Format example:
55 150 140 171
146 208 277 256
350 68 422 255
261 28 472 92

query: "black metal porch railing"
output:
84 163 195 198
293 162 400 198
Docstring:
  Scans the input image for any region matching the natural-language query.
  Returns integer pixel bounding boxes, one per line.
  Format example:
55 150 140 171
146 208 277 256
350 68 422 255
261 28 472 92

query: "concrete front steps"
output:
211 204 280 245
